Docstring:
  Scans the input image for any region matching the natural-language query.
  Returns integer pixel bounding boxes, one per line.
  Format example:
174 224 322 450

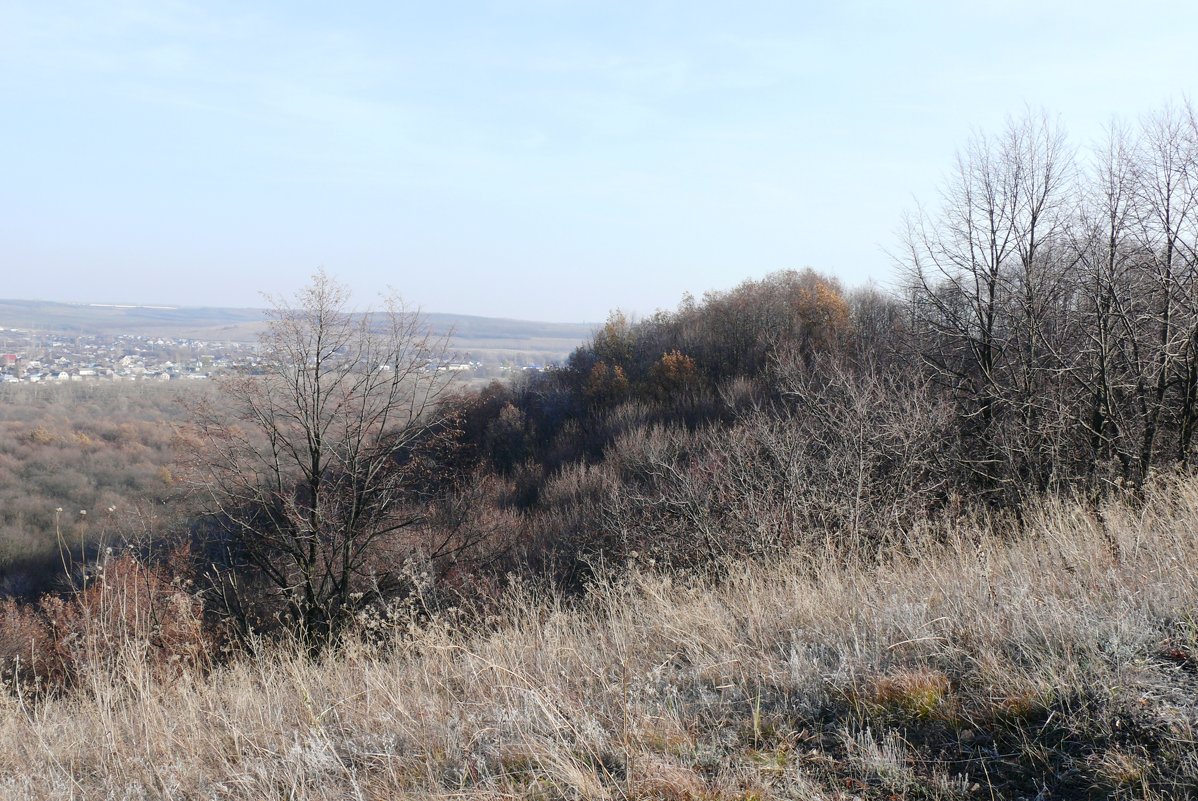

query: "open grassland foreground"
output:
2 479 1198 800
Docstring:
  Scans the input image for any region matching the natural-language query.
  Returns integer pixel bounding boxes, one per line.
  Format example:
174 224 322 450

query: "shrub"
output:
0 549 210 691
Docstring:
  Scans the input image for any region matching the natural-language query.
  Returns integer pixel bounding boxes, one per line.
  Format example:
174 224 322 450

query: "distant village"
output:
0 328 543 385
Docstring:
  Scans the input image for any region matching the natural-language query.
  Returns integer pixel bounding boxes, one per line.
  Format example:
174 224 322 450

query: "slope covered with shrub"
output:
442 102 1198 595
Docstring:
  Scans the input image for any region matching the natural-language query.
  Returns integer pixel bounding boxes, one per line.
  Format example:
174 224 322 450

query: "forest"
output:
2 102 1198 798
0 382 189 595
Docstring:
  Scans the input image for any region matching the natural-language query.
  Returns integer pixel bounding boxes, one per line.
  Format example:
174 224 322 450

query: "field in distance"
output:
0 298 594 366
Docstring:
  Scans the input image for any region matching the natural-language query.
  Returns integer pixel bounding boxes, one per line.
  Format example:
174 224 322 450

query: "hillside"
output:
3 478 1196 799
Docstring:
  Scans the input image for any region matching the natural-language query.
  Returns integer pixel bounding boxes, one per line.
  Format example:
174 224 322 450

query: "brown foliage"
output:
0 549 209 691
0 383 193 595
584 360 630 407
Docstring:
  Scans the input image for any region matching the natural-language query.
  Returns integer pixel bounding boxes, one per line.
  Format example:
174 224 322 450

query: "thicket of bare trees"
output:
905 102 1198 497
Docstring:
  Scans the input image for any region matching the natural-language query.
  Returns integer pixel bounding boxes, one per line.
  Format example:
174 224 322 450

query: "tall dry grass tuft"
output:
2 478 1198 797
0 549 210 692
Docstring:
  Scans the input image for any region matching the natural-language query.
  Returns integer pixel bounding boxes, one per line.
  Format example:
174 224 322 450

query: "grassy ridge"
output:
3 479 1197 799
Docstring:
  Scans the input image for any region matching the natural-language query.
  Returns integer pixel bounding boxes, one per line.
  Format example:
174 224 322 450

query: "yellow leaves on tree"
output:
648 350 698 401
789 275 851 355
585 360 630 406
592 310 635 367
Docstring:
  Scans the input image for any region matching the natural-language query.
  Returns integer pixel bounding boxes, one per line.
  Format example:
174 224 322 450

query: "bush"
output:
0 549 210 691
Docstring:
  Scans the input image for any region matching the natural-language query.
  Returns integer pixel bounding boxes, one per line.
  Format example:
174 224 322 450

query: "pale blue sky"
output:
2 1 1195 321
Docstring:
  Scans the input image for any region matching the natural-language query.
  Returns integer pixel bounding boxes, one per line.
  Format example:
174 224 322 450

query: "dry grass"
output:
4 479 1198 799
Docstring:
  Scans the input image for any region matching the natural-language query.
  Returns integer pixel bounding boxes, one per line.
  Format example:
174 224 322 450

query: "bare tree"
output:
1140 103 1198 467
1072 119 1142 482
903 122 1019 489
903 111 1076 494
1075 102 1198 487
187 271 456 644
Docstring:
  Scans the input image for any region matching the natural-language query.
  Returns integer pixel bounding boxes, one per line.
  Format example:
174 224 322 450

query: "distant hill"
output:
0 300 268 340
0 299 593 365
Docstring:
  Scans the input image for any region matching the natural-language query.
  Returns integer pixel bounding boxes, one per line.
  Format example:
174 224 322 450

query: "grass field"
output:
3 478 1197 799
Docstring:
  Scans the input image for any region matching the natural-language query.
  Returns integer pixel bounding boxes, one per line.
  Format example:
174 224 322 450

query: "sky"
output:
1 1 1196 322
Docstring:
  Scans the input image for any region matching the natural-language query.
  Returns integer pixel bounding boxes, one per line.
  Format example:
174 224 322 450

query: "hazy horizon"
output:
0 294 598 325
3 1 1197 320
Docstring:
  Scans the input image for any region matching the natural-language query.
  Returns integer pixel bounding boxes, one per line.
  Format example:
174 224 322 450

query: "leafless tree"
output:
1072 103 1198 488
1072 119 1142 482
1138 103 1198 468
187 271 457 644
903 111 1076 494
